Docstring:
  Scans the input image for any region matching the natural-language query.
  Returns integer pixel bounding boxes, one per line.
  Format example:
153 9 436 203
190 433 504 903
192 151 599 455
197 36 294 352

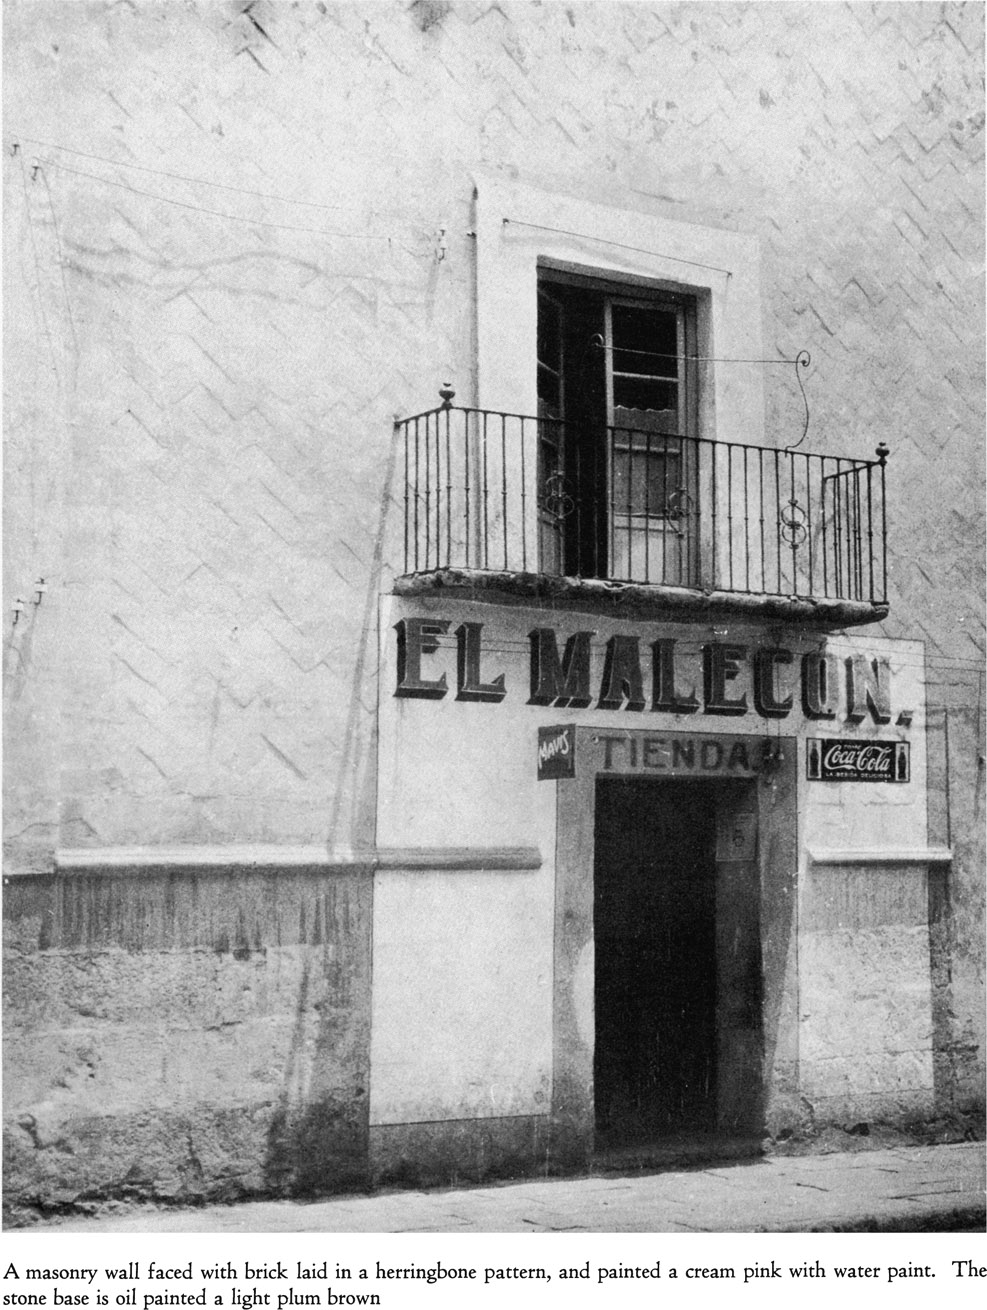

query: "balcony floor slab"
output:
394 569 889 630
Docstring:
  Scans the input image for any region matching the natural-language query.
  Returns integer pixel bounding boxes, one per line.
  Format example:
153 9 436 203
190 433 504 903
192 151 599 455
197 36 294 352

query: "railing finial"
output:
439 382 455 408
875 442 890 465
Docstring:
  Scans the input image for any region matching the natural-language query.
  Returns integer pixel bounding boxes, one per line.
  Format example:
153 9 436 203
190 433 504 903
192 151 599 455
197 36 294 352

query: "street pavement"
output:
37 1142 986 1233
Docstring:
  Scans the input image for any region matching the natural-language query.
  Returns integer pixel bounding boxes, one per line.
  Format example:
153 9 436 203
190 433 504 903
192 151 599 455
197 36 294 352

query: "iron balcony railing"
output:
397 402 889 607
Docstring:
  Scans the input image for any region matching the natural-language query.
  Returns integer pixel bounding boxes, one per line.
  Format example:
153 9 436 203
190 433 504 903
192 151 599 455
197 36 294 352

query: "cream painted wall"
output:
798 636 935 1118
374 594 932 1125
369 867 553 1125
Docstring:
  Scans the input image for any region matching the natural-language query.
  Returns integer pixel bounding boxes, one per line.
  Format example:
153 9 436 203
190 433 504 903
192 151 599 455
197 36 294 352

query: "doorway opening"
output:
536 270 700 585
593 776 762 1152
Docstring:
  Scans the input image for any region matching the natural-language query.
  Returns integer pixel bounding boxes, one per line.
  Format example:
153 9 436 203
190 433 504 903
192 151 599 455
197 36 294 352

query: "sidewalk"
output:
37 1142 986 1234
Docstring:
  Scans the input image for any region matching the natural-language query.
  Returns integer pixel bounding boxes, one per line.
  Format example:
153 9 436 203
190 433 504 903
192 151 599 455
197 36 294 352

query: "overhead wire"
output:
38 159 416 244
12 133 353 212
590 338 807 367
10 133 420 225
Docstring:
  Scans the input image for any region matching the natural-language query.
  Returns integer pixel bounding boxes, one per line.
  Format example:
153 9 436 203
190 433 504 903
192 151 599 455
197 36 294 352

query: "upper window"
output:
536 270 699 585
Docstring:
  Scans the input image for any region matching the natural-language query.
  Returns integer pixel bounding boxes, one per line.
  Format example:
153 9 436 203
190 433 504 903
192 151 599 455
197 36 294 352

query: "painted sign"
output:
393 617 898 726
596 732 763 776
806 738 910 782
537 724 576 779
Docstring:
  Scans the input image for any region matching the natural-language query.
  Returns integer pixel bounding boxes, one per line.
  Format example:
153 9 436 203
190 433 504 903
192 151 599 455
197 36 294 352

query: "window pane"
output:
611 304 678 376
613 374 677 415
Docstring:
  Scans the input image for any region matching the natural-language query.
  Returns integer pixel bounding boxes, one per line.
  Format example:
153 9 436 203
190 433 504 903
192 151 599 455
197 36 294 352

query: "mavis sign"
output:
394 617 897 726
537 724 576 780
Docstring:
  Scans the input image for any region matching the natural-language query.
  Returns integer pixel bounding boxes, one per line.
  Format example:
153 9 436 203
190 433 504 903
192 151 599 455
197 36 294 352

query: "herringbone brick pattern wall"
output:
4 0 983 864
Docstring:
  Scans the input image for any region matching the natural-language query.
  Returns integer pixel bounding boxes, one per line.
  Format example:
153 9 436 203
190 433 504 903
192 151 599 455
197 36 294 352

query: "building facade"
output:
3 1 984 1219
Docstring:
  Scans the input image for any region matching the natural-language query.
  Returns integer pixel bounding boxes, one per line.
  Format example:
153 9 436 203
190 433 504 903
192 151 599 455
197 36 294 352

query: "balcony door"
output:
537 272 698 584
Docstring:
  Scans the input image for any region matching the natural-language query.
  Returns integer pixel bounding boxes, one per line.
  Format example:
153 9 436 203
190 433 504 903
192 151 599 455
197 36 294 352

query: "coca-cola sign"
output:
807 738 909 783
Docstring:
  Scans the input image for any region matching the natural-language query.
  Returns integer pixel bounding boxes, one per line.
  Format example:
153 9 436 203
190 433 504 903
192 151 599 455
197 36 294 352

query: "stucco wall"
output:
3 0 984 1213
377 599 933 1133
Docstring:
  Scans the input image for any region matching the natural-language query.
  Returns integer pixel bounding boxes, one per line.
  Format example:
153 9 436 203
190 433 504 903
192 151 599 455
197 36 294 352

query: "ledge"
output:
808 848 953 869
395 569 889 629
11 844 544 879
377 846 541 870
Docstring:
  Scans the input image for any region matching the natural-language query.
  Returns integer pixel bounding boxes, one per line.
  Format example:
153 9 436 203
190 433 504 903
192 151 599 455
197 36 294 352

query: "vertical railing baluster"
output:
757 448 765 594
690 437 698 586
848 467 856 599
743 446 751 593
592 427 599 579
859 461 870 602
852 468 860 599
774 451 782 597
434 411 442 570
520 416 528 573
464 410 471 569
401 419 409 575
877 443 889 604
843 463 851 598
644 430 651 584
590 426 596 579
820 459 829 598
789 453 798 596
805 453 813 598
835 461 844 597
710 439 718 591
625 426 633 581
839 466 848 599
847 467 854 597
679 437 686 586
727 445 734 590
849 466 859 599
831 462 838 596
444 406 452 569
425 414 434 569
413 417 421 572
661 433 669 584
482 411 489 569
850 467 858 599
675 439 683 585
577 427 585 579
501 413 508 571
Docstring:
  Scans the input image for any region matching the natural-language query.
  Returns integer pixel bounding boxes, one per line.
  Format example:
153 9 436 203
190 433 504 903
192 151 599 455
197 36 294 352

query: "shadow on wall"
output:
323 410 403 860
263 943 371 1196
262 424 403 1195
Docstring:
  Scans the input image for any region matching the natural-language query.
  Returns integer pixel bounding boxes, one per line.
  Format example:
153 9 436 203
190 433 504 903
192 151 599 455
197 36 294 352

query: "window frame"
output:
474 173 764 584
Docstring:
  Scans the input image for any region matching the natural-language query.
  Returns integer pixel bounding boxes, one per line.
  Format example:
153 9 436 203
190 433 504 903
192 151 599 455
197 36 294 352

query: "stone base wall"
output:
2 863 372 1221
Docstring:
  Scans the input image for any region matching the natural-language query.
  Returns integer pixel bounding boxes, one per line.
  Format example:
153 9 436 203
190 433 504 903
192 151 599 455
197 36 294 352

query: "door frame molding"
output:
549 727 797 1159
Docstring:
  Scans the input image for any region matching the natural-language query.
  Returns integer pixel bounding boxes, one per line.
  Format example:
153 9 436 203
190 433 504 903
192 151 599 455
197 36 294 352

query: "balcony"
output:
394 400 890 628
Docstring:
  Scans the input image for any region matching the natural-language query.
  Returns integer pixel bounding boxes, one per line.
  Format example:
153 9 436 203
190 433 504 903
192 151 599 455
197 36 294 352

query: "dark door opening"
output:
537 272 699 584
594 777 757 1146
